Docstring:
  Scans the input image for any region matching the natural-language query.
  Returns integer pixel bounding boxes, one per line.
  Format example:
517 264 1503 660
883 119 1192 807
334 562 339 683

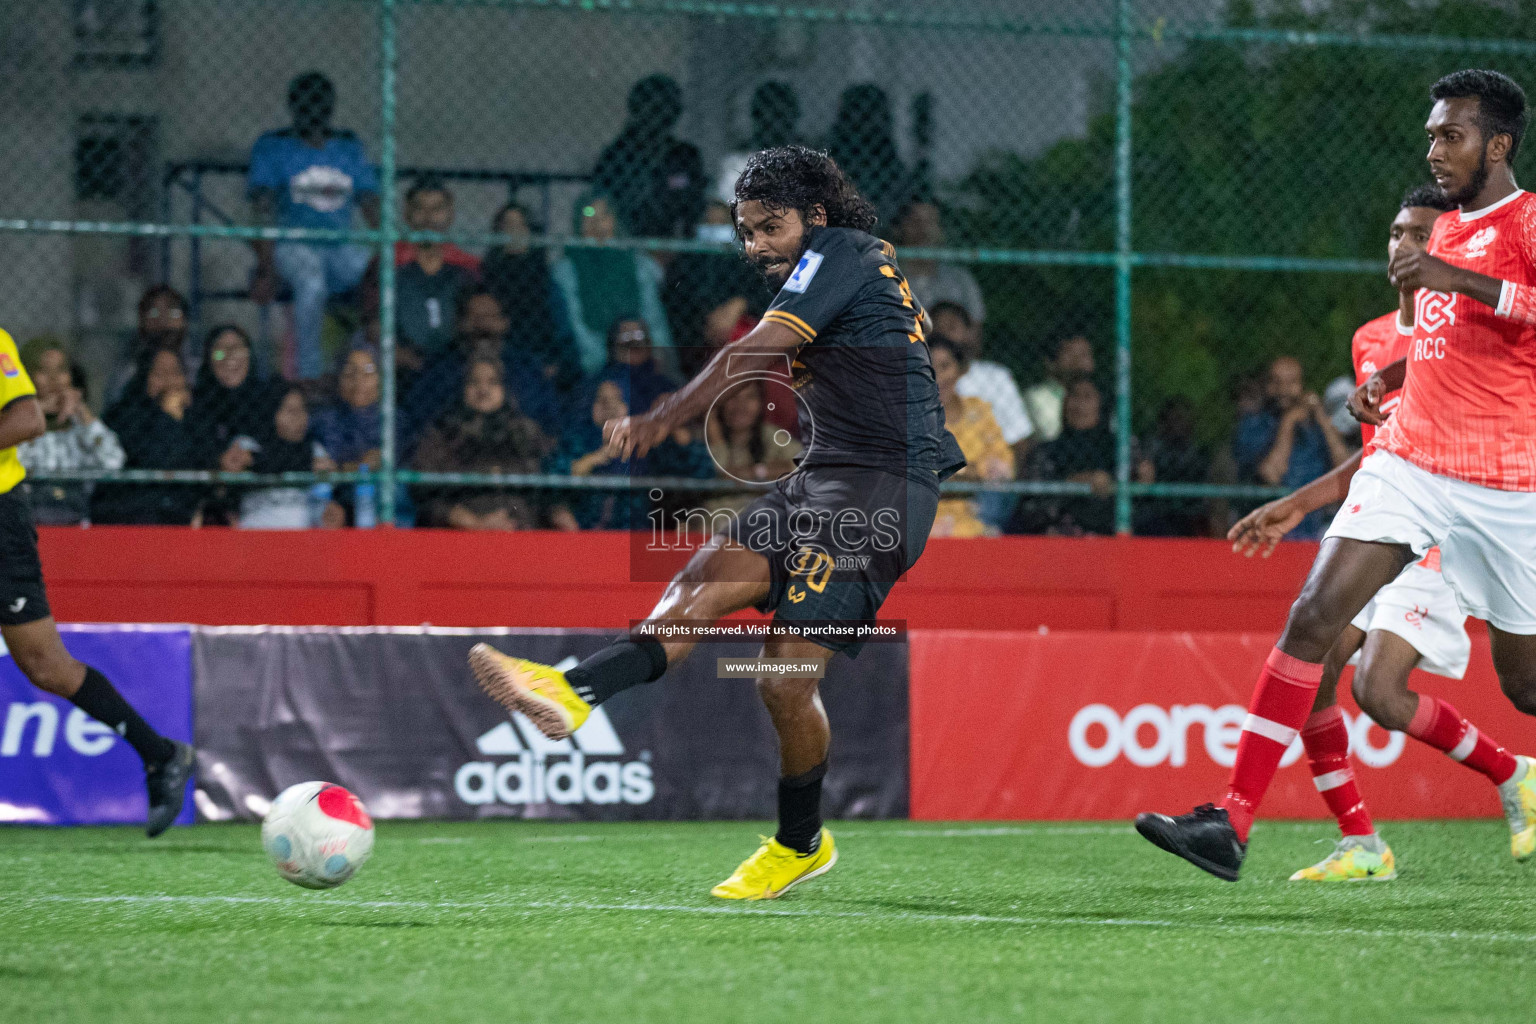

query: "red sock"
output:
1300 706 1374 837
1407 695 1519 786
1219 647 1324 843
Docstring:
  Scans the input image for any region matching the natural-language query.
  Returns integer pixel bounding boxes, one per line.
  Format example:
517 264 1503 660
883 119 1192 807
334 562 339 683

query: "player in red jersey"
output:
1139 70 1536 880
1227 186 1497 881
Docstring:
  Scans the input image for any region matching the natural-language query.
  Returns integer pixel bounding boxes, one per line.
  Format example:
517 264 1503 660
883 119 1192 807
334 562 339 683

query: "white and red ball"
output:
261 782 375 890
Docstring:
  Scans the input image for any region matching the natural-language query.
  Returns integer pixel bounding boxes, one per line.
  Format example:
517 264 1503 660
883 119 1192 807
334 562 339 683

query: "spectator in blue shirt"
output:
1233 355 1350 540
248 71 380 381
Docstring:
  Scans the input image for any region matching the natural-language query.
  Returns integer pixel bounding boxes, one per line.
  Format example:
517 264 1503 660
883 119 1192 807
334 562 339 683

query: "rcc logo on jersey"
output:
1416 289 1457 333
454 701 654 807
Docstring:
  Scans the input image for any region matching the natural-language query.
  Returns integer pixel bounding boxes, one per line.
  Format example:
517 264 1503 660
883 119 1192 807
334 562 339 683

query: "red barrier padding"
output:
909 629 1526 821
39 528 1324 632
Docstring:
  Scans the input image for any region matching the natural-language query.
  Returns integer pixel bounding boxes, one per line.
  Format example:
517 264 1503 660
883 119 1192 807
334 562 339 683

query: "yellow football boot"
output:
711 829 838 900
1498 755 1536 861
468 643 590 740
1289 834 1396 882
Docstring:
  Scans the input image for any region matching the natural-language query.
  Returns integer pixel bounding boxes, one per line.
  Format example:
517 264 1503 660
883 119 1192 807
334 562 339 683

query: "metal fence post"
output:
1113 0 1134 535
378 0 399 524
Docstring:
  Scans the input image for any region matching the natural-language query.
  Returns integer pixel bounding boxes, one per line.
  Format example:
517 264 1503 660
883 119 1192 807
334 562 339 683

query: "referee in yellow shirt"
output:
0 328 192 835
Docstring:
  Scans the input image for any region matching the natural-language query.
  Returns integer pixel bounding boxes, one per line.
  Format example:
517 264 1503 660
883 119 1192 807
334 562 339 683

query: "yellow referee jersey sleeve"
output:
0 329 38 494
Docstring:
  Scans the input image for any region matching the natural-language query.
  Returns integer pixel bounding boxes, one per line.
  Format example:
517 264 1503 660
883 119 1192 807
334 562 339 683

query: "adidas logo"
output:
455 661 654 807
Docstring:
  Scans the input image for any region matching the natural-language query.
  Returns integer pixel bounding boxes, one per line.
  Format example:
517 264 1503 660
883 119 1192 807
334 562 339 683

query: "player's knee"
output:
755 675 817 713
1284 594 1347 654
14 646 79 696
1351 675 1407 732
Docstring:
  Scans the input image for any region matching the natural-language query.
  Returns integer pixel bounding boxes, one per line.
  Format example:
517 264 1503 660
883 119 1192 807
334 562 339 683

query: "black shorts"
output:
0 489 51 626
728 463 939 656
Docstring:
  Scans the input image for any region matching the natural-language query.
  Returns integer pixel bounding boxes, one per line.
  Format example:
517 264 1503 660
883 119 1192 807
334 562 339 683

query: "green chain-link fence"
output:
4 0 1534 535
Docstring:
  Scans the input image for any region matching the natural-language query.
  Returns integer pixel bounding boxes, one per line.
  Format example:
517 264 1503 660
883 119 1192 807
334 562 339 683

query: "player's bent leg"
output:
1350 629 1426 733
1278 539 1415 662
1292 625 1395 882
1137 538 1412 880
713 637 837 900
2 618 193 837
469 538 772 740
1486 628 1536 859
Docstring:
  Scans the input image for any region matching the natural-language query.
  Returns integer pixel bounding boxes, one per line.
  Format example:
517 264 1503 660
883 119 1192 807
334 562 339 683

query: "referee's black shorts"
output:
0 489 51 626
728 463 938 657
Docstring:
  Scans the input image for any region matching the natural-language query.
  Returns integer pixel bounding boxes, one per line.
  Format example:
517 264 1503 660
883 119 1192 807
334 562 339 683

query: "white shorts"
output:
1346 561 1470 678
1327 451 1536 634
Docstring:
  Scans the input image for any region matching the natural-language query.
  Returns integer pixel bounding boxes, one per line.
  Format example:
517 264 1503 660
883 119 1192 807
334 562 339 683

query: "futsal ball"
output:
261 781 375 890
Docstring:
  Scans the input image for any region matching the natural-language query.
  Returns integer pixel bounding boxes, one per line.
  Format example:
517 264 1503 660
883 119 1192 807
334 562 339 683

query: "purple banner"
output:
0 625 193 826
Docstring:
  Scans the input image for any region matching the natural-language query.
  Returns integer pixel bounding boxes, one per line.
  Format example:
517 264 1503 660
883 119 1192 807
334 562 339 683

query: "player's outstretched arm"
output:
0 396 45 451
1228 448 1364 558
603 319 805 460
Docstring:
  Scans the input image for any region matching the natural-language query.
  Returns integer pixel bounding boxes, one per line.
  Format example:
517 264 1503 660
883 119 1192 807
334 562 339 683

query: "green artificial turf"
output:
1 819 1530 1023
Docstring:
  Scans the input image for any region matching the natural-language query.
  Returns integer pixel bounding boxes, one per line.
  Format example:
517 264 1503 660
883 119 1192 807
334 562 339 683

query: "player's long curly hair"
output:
732 145 878 233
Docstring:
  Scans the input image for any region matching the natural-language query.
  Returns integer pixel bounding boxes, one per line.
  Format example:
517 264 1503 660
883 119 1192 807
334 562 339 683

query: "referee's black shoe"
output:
145 741 195 838
1135 803 1246 881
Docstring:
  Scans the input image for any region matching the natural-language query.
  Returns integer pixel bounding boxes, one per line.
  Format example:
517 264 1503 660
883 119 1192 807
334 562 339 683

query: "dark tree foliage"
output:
948 0 1536 440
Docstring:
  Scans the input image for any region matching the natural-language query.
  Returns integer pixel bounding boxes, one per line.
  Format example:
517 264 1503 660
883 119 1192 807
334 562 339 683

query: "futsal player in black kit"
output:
470 146 964 899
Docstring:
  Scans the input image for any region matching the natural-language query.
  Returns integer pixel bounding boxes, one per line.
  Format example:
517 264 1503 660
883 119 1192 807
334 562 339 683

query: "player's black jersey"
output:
760 226 965 480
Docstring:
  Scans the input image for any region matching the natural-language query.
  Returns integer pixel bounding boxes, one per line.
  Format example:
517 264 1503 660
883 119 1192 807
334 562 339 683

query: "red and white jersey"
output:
1351 311 1414 448
1371 190 1536 491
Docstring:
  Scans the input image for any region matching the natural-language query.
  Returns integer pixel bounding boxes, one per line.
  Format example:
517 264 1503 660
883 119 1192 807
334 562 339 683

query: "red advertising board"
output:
909 629 1531 821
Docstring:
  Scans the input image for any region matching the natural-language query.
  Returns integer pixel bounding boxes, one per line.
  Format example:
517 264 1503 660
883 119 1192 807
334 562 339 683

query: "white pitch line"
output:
8 893 1535 947
837 826 1132 838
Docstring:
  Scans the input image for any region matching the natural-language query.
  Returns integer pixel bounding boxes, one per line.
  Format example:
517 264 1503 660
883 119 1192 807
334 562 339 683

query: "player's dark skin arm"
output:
1388 247 1504 307
1230 448 1364 558
1347 357 1406 426
0 396 46 450
604 320 804 459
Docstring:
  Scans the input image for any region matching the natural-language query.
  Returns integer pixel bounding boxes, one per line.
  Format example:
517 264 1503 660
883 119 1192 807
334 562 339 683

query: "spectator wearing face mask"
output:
16 337 124 525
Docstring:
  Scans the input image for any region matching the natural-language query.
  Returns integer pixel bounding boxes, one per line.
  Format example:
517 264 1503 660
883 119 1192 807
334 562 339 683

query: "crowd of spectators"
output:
16 71 1356 541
